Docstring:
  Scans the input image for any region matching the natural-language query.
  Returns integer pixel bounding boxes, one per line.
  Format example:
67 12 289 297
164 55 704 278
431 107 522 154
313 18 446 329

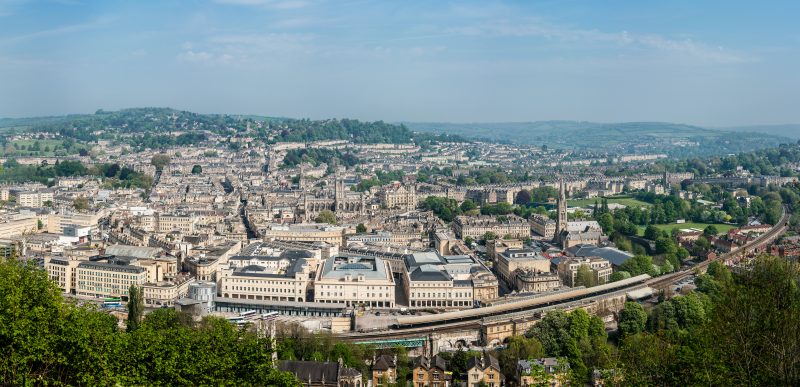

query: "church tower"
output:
334 176 345 212
554 180 568 245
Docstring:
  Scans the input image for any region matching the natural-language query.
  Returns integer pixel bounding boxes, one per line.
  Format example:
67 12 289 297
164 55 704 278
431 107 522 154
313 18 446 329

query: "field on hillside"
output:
1 139 69 157
569 196 652 209
636 222 736 236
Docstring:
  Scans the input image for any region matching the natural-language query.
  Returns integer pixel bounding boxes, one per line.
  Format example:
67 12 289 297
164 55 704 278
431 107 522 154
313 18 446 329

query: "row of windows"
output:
411 292 471 299
319 285 389 291
322 292 388 298
77 271 141 280
228 286 301 294
230 278 295 286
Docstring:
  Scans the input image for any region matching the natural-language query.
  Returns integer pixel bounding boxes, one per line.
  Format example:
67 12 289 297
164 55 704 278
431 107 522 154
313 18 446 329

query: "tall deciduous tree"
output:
150 154 171 171
315 209 337 225
618 302 647 338
127 285 144 332
575 264 597 287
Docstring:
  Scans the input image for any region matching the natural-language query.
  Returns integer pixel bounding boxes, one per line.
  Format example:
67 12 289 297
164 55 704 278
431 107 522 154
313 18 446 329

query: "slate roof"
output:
278 360 351 384
373 354 397 371
105 244 162 259
409 265 452 282
467 352 503 373
280 249 315 260
566 244 633 266
413 355 449 371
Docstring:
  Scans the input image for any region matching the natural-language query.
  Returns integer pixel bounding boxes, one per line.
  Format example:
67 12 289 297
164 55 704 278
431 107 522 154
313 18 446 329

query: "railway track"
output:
646 205 789 290
335 206 790 339
338 320 481 341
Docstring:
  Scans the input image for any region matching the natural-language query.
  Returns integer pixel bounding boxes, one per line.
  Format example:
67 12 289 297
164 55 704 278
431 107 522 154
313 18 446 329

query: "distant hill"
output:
718 124 800 139
0 108 463 149
403 121 794 157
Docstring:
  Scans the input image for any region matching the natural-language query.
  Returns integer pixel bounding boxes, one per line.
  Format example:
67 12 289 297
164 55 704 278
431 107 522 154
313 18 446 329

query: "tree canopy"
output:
0 258 299 386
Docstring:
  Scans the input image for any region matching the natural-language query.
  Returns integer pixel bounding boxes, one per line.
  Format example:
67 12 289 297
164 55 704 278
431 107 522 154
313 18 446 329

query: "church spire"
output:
554 179 568 246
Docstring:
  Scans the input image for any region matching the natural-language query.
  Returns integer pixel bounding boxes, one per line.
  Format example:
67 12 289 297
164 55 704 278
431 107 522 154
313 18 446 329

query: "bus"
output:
261 311 279 320
102 297 122 308
239 310 257 319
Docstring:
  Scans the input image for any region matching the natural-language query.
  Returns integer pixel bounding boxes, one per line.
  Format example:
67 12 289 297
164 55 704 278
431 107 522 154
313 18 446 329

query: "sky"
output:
1 0 799 126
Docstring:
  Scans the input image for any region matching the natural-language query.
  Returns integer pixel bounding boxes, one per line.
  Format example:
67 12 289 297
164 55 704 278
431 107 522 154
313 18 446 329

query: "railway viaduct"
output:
339 206 790 352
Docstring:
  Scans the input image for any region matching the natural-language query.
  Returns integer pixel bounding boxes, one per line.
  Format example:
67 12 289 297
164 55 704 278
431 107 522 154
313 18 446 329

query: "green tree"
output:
575 264 597 287
150 154 171 171
597 213 614 234
127 285 144 332
315 209 337 225
676 246 690 261
619 254 657 276
482 231 498 241
104 163 121 178
703 224 719 236
356 223 367 233
609 271 631 282
655 236 678 255
191 164 202 174
421 196 462 222
618 302 648 338
499 335 544 377
515 189 532 205
460 199 477 212
73 196 89 211
0 258 65 385
644 225 661 241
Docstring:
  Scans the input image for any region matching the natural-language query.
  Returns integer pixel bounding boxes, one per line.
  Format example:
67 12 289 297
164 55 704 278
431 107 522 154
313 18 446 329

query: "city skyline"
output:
1 0 799 126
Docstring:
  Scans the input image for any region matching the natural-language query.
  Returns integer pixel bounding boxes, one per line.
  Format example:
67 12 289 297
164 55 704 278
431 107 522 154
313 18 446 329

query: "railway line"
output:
337 206 790 341
646 205 789 290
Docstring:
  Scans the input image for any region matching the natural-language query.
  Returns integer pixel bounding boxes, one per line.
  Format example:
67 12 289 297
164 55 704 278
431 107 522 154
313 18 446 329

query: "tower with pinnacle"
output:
554 180 568 245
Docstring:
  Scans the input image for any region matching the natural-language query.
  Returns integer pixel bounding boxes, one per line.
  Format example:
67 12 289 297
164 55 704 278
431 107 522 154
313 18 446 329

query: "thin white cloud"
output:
212 0 309 9
0 15 116 45
179 33 316 66
177 50 214 63
445 17 751 64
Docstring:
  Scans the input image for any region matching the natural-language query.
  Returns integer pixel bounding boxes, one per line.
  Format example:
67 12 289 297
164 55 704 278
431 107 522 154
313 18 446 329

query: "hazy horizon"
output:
2 0 799 126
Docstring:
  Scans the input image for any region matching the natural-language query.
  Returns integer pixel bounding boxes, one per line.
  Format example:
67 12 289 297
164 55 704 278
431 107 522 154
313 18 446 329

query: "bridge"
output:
336 206 790 349
353 337 427 349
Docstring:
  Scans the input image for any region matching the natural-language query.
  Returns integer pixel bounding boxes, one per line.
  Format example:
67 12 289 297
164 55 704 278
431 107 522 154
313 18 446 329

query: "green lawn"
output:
2 139 77 157
636 222 736 236
569 196 652 209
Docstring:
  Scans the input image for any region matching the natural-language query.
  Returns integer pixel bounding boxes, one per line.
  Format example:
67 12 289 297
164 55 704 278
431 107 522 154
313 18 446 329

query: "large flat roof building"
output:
314 255 395 308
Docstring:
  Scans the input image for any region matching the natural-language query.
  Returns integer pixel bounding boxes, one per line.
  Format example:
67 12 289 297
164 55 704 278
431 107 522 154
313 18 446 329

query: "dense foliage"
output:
0 258 299 386
282 148 359 168
353 170 405 192
420 196 462 222
273 119 413 144
617 256 800 385
407 121 792 158
526 309 612 384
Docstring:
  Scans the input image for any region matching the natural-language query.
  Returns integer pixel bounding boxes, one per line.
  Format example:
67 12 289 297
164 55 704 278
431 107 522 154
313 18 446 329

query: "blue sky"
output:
1 0 799 126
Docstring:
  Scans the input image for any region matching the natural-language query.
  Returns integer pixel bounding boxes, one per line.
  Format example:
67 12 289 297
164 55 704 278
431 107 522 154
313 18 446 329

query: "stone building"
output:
557 256 612 287
452 215 529 241
378 181 417 210
411 355 451 387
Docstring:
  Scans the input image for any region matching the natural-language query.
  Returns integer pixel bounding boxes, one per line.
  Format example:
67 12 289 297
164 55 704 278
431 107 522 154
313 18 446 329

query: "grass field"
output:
569 196 652 209
636 222 736 236
1 139 71 157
